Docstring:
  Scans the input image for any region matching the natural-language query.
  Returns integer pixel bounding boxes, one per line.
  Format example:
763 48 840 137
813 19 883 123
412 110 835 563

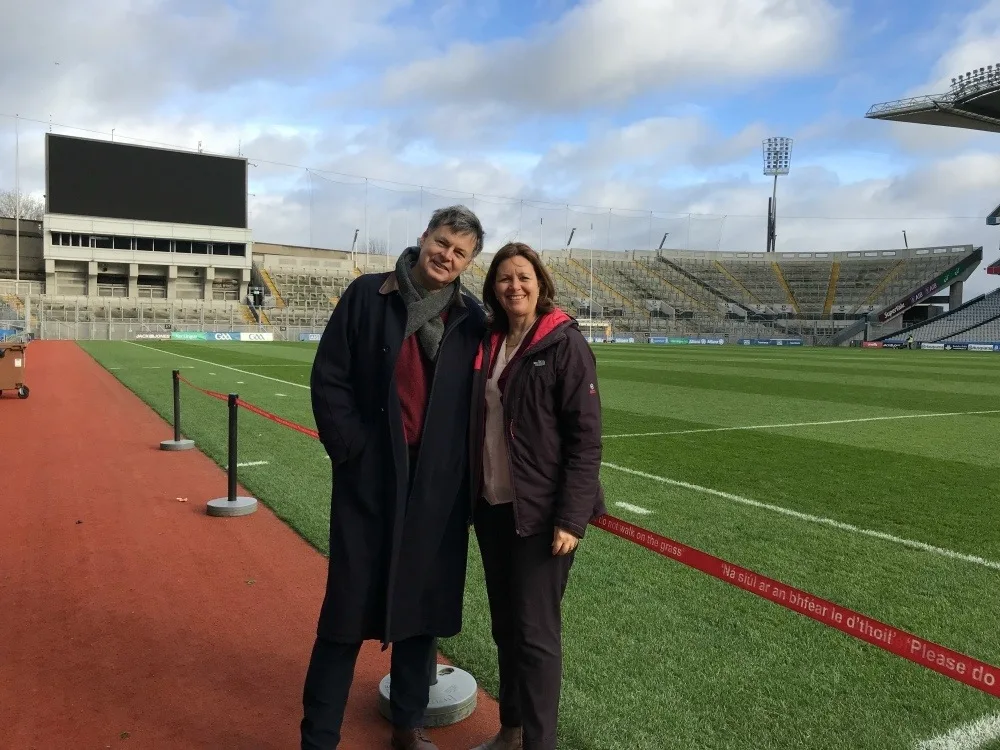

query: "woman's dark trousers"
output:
474 500 575 750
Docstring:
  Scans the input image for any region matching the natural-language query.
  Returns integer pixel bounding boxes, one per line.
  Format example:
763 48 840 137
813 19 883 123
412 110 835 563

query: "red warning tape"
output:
595 515 1000 699
176 376 1000 699
178 375 319 440
235 397 319 440
178 375 230 403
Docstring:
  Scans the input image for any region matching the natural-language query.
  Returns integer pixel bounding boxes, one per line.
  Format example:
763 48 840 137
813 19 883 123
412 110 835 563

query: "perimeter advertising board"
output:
169 331 274 342
738 338 803 346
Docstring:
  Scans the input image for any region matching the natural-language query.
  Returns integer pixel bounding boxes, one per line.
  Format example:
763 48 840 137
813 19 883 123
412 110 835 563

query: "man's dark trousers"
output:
300 633 434 748
301 449 433 749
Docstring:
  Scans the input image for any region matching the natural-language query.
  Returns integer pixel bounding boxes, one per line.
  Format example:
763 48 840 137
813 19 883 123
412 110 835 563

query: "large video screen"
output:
46 134 247 229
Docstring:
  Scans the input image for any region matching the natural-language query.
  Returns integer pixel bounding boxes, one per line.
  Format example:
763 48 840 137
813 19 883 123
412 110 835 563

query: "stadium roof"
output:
988 256 1000 275
866 66 1000 133
988 201 1000 226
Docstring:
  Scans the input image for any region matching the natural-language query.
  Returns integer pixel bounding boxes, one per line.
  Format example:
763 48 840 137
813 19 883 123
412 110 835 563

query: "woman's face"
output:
494 255 539 322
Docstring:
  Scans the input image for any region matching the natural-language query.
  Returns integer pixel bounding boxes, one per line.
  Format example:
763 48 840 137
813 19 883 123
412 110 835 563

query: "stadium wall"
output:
43 213 253 301
253 242 356 274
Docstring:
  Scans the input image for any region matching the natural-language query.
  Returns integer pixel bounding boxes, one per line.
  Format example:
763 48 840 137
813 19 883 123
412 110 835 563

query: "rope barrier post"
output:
377 636 478 727
159 369 195 451
206 393 258 518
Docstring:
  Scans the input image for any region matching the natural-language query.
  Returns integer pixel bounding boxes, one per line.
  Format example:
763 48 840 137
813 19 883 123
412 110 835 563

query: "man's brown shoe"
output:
470 726 522 750
390 727 438 750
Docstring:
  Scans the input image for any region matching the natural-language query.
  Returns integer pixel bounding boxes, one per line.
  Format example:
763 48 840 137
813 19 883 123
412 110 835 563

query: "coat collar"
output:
378 272 399 295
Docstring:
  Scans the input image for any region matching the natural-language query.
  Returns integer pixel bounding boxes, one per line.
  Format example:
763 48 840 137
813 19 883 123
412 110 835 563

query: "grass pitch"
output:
80 339 1000 750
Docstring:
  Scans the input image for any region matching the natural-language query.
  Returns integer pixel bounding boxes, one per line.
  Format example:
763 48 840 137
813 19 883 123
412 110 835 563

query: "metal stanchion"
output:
377 637 478 727
206 393 258 517
160 369 195 451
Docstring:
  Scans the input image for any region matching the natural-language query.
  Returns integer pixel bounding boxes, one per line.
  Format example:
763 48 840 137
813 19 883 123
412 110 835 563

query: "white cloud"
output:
0 0 997 302
2 0 407 122
233 120 1000 299
921 0 1000 93
379 0 842 111
882 0 1000 153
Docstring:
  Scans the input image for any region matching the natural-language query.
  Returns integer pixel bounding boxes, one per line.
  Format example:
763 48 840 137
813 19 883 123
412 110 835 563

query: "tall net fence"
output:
4 114 989 260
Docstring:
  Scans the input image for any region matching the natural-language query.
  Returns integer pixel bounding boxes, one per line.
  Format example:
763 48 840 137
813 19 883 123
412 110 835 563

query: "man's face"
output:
413 225 477 291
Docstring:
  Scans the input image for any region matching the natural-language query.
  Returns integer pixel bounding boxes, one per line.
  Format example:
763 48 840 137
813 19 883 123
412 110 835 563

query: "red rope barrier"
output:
235 397 319 440
594 515 999 699
175 374 1000 699
177 374 230 404
178 374 320 440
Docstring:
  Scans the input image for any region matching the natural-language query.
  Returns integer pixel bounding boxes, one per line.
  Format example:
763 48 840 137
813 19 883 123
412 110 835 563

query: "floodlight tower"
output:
762 137 793 253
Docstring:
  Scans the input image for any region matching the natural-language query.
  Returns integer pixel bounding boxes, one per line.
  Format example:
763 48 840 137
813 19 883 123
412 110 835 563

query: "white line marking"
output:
601 462 1000 572
235 461 269 468
127 342 309 390
615 502 653 515
604 409 1000 439
107 365 195 371
275 393 287 397
915 714 1000 750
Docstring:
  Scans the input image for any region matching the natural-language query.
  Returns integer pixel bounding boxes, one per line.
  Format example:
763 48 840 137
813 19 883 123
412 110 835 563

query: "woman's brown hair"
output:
481 242 557 331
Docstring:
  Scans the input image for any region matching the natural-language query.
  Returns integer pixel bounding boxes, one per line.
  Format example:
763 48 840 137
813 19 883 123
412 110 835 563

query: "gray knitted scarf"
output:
394 246 459 361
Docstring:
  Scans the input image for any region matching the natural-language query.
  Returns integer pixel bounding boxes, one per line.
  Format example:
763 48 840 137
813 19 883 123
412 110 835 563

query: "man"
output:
302 205 486 750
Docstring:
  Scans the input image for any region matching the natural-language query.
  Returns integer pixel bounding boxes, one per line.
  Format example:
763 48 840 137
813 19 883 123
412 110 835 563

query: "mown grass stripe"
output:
604 409 1000 438
601 462 1000 572
128 341 310 389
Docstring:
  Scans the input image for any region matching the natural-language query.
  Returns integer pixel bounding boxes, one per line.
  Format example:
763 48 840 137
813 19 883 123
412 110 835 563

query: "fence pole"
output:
207 394 258 517
226 393 238 502
160 369 195 451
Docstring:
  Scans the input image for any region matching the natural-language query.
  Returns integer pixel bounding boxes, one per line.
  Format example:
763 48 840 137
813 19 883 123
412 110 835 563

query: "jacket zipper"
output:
501 355 524 536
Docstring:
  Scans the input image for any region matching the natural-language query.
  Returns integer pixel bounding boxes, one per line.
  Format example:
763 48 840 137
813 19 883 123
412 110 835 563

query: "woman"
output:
469 242 605 750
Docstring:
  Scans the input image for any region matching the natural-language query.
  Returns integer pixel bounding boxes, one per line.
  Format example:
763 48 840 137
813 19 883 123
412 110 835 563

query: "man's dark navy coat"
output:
310 271 486 646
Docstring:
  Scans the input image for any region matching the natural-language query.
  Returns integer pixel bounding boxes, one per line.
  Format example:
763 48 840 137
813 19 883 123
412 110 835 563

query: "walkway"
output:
0 341 498 749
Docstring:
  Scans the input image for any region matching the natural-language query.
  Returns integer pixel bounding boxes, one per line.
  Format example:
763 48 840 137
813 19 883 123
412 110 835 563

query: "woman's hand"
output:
552 527 579 556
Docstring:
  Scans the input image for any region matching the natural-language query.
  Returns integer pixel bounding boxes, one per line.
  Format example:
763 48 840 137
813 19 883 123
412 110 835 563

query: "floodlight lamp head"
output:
762 136 793 176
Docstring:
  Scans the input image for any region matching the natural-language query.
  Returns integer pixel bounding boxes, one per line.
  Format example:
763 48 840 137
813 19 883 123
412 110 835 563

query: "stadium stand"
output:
251 243 395 329
878 290 1000 343
34 296 246 325
4 132 986 345
0 213 985 345
949 314 1000 343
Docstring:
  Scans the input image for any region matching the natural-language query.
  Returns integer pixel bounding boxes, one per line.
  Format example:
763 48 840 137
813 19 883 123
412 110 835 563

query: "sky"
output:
2 0 1000 298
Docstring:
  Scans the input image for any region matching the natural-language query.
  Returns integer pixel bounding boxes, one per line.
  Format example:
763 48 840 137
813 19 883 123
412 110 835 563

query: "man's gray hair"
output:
426 205 485 256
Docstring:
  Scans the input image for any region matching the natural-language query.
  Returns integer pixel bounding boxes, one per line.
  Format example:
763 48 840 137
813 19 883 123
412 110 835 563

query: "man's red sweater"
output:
396 311 449 447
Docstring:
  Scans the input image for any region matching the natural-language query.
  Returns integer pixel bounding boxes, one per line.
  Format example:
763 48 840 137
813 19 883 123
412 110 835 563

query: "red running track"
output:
0 341 499 749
